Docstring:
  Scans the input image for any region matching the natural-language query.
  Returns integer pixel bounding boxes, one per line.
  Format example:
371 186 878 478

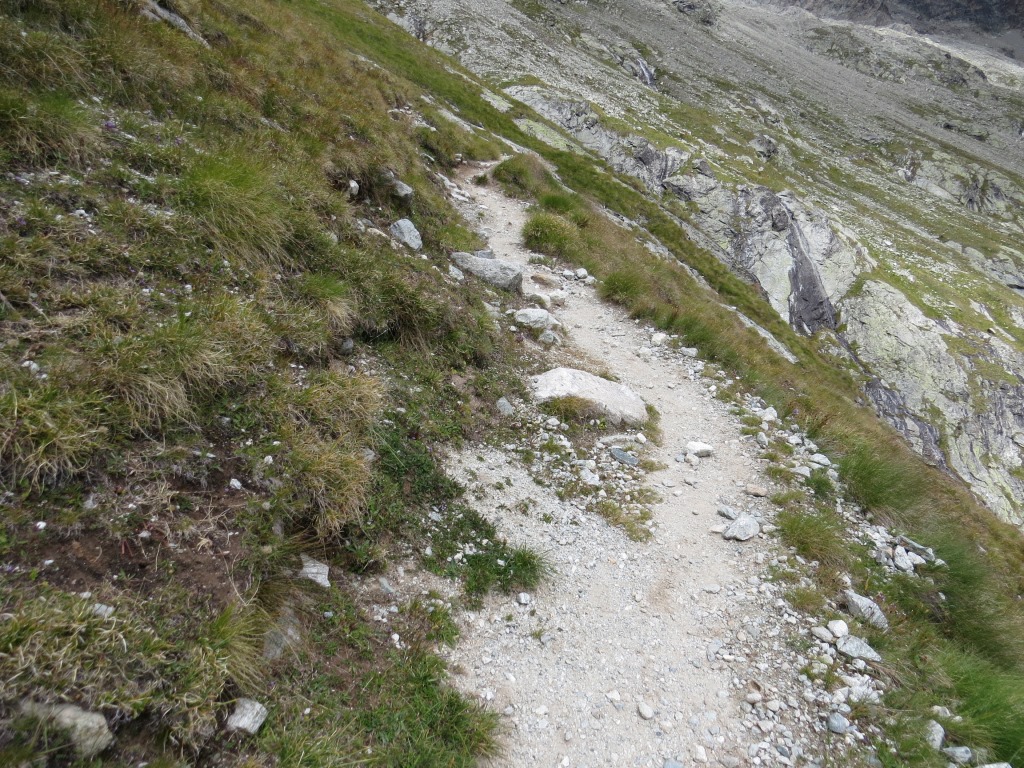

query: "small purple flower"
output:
102 120 117 132
15 216 27 228
174 137 184 146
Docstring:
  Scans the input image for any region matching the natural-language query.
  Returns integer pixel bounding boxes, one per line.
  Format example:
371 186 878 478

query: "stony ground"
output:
351 165 897 767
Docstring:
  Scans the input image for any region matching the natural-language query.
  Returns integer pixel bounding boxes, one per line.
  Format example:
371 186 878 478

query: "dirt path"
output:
410 164 841 768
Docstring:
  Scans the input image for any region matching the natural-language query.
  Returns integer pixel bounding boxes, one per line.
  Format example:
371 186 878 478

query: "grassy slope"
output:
0 0 543 765
1 0 1023 765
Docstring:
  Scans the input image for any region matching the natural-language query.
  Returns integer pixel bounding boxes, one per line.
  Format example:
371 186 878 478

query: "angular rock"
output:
811 626 835 643
610 447 640 466
924 719 944 750
744 484 768 497
533 367 648 426
514 308 560 330
389 218 422 250
943 747 972 765
826 712 849 734
723 516 760 541
845 590 889 630
496 397 515 417
580 468 602 487
538 329 561 347
392 179 414 200
827 619 849 638
299 554 330 588
836 634 881 662
717 505 740 520
226 698 268 735
452 252 523 292
20 701 113 758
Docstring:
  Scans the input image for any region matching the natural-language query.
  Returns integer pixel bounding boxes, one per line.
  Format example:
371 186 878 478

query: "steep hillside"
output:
3 0 1024 767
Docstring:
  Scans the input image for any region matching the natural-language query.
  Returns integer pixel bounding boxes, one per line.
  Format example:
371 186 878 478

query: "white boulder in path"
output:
532 367 648 426
452 251 523 292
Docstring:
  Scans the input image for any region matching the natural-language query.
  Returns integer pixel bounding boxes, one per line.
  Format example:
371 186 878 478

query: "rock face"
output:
756 0 1024 31
533 367 648 426
20 701 114 758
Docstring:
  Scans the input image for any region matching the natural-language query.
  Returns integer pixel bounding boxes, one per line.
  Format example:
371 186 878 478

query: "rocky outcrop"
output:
756 0 1024 31
841 281 1024 524
506 91 688 192
666 161 872 334
897 151 1024 220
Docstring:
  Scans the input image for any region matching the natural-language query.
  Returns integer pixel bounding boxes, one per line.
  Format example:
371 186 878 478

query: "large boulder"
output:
452 252 523 292
532 368 647 426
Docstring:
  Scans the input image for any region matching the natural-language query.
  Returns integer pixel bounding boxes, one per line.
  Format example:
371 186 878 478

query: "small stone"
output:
664 760 685 768
745 692 763 704
745 484 768 497
638 702 655 720
91 603 115 619
827 619 849 638
610 447 640 467
496 397 515 417
226 698 268 734
229 478 243 490
580 468 602 487
298 554 330 588
517 592 531 606
651 332 668 346
538 329 561 346
809 453 831 466
756 432 769 448
942 747 972 765
392 179 414 200
717 505 740 520
686 441 714 457
845 590 889 630
893 546 915 572
448 265 465 281
534 705 548 715
605 689 621 702
575 268 589 279
924 720 944 750
811 626 835 643
826 712 849 734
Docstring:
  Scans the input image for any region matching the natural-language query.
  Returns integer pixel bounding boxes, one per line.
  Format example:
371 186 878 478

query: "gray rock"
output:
20 701 113 758
389 218 422 250
538 329 561 346
392 179 414 200
893 545 915 572
836 635 882 662
610 447 640 467
638 702 655 720
664 760 684 768
580 468 602 486
448 265 465 281
299 554 330 588
496 397 515 417
717 505 741 520
452 252 523 292
686 441 714 457
809 453 831 466
723 516 760 541
827 619 849 638
845 590 889 630
977 764 1013 768
514 308 560 330
226 698 268 734
943 746 973 765
924 719 944 750
346 179 359 200
517 592 531 606
811 626 835 643
826 712 849 734
533 367 648 426
744 484 768 497
756 431 769 448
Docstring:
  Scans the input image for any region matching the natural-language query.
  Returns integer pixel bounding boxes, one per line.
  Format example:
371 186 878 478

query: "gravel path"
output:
417 165 845 767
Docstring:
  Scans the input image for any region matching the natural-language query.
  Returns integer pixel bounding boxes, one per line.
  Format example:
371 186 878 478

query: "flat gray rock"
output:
514 308 560 330
685 441 714 457
533 367 648 426
389 218 422 250
943 746 972 765
496 397 515 417
723 516 760 541
924 719 944 750
452 251 523 292
845 590 889 630
299 554 330 588
826 712 849 734
610 447 640 466
226 698 268 734
836 634 881 662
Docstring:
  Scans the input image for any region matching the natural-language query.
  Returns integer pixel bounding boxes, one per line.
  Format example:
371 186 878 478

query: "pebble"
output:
826 713 849 734
638 702 655 720
745 484 769 497
826 619 849 638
